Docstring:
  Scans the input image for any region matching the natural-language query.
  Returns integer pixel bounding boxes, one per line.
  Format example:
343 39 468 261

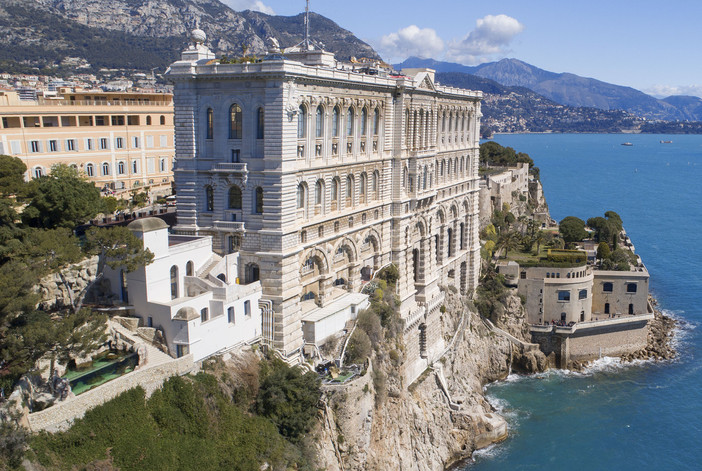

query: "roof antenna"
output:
303 0 311 50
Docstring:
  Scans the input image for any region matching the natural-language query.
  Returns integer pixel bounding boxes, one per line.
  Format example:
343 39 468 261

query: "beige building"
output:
167 32 482 382
0 90 174 197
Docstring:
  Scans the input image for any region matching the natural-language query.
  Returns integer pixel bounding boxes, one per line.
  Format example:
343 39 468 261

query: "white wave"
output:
471 442 504 462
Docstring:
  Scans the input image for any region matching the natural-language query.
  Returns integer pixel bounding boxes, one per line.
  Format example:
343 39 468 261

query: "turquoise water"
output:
467 134 702 470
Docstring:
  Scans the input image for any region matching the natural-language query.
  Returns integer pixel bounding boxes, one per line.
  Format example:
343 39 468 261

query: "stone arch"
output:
299 246 330 274
332 235 359 263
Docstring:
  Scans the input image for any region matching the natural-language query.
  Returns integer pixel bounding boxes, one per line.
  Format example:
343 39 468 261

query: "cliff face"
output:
314 290 515 470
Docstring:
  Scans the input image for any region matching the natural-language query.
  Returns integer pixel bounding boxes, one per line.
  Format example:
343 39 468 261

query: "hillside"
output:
435 72 639 135
0 0 379 73
399 57 698 121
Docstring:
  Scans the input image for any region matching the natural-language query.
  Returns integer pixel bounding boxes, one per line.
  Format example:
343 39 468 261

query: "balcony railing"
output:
214 220 245 231
211 162 247 173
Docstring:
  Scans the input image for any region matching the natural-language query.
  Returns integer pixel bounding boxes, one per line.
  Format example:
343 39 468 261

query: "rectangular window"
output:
228 306 235 324
115 137 124 149
48 140 58 152
86 138 93 150
10 141 21 154
100 138 108 150
111 115 125 126
160 135 168 147
146 136 154 148
132 136 139 148
132 160 138 174
160 158 166 172
30 140 40 153
558 291 571 301
147 158 155 174
66 139 76 151
200 308 209 322
627 283 637 293
231 149 240 163
244 300 251 318
95 116 107 126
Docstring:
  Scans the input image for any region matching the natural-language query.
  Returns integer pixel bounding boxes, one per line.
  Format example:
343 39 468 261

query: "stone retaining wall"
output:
27 354 194 433
531 318 649 368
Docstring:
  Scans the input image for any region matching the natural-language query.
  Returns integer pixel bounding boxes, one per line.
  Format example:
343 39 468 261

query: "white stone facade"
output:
103 218 263 362
166 39 483 371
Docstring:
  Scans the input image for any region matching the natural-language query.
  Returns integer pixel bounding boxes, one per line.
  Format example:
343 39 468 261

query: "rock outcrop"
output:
314 290 515 471
34 256 103 311
621 297 677 362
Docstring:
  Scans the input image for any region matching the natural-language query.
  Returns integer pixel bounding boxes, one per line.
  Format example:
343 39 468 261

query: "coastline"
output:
620 296 677 363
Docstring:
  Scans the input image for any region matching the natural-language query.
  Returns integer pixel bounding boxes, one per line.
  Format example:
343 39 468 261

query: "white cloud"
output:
376 25 445 63
447 14 525 64
223 0 275 15
644 84 702 99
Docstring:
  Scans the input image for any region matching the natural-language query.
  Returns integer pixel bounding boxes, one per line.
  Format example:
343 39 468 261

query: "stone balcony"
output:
213 220 245 232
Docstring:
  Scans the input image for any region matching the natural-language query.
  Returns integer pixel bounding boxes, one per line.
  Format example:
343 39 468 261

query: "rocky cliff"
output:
313 290 521 470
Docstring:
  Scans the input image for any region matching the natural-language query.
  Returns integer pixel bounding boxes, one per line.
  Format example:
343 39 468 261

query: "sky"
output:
223 0 702 99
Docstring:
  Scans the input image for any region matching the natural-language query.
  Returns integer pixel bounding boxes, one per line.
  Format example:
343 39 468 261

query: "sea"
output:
465 133 702 471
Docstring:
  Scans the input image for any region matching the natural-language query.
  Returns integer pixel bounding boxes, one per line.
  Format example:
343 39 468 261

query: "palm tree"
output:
497 231 521 259
534 230 546 256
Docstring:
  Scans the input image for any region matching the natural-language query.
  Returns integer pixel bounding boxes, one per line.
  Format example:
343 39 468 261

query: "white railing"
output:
214 220 245 231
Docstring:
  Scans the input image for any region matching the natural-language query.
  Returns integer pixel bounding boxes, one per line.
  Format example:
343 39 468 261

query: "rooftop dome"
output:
127 217 168 233
174 306 199 321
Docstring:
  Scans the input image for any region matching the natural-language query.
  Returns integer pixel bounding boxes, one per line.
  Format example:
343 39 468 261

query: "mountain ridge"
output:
0 0 379 73
397 57 696 121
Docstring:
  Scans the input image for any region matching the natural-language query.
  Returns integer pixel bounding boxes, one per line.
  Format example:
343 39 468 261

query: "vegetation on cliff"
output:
0 158 151 393
28 357 321 470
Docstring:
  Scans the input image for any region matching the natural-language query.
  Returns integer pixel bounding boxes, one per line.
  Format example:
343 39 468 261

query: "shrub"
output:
356 309 383 345
377 264 399 286
345 329 372 365
256 358 321 442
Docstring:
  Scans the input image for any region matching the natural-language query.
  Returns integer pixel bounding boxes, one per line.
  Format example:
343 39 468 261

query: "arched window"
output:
160 115 166 125
442 113 446 132
297 183 306 209
102 162 110 175
402 166 408 189
346 108 354 136
315 179 324 205
118 161 125 175
254 187 263 214
373 108 380 135
229 104 242 139
372 170 379 195
33 167 43 178
315 106 324 138
440 160 444 176
423 166 428 190
146 115 152 125
447 159 452 176
186 261 194 277
86 163 94 177
346 175 354 199
205 185 214 212
170 265 178 299
206 108 213 139
360 172 367 196
257 107 265 139
360 108 368 136
332 106 340 137
228 186 242 209
331 177 339 203
297 105 306 138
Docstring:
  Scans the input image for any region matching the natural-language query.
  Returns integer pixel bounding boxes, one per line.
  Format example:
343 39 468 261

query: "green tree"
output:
256 358 321 441
534 230 546 256
0 154 27 197
496 231 521 258
76 226 154 312
6 309 107 383
22 164 101 229
558 216 588 244
597 241 611 260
